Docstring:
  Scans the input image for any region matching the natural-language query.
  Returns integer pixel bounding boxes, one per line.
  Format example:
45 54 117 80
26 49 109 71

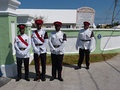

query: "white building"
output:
16 7 95 28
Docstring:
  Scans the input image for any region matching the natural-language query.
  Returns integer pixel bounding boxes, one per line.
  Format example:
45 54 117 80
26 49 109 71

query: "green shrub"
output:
30 53 118 65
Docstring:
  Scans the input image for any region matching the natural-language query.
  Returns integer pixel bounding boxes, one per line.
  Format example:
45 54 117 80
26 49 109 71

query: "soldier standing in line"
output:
49 21 67 81
14 24 31 81
75 21 96 70
31 19 48 81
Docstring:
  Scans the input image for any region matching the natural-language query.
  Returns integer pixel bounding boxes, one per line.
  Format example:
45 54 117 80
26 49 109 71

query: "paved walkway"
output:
0 54 120 90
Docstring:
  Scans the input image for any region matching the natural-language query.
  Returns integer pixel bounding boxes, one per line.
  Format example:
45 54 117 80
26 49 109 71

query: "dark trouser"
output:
78 48 90 67
16 57 29 78
51 54 64 78
34 53 46 78
0 69 3 77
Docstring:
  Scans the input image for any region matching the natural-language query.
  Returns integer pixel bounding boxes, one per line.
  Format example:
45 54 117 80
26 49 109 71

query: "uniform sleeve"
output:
42 32 48 47
76 33 81 50
76 34 79 50
57 33 67 51
14 37 20 52
89 31 96 52
24 36 31 54
76 31 84 50
48 34 56 51
14 36 23 55
31 33 39 54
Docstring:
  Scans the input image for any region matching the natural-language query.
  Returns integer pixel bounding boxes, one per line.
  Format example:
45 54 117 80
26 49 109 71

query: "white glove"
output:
23 50 28 56
89 48 92 52
50 48 55 52
34 48 40 55
55 48 60 53
18 51 25 56
36 50 40 55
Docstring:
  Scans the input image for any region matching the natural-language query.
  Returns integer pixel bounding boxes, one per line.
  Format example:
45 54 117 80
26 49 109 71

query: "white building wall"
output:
16 9 77 23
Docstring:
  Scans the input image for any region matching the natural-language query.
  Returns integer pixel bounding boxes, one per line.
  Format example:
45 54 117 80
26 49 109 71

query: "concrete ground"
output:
0 54 120 90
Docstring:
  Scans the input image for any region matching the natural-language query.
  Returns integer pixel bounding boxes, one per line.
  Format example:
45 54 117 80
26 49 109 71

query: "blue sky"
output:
18 0 120 25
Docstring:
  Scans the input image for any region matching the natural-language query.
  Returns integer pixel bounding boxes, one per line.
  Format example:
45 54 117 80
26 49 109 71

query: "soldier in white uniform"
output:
31 19 48 81
14 24 31 81
49 21 67 81
75 21 96 70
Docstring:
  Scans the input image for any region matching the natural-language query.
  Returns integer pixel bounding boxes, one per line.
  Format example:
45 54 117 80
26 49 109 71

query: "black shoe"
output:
86 66 89 70
16 77 21 82
75 66 81 70
41 77 46 81
58 77 63 81
25 78 30 81
34 76 40 81
50 77 55 81
41 78 46 81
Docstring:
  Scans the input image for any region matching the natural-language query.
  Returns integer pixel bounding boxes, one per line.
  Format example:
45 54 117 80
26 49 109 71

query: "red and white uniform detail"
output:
14 34 31 58
49 30 67 55
31 29 48 55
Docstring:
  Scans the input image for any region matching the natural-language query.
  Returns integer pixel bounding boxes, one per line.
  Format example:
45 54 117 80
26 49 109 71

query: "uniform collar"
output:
20 33 25 36
56 30 61 33
37 29 42 31
84 28 90 31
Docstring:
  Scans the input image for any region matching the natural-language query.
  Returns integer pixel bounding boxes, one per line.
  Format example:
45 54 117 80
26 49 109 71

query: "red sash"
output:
18 35 28 46
35 30 44 43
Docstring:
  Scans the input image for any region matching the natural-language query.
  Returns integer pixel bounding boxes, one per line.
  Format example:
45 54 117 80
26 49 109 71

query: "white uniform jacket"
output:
31 29 48 55
76 28 96 52
14 34 31 58
49 30 67 55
